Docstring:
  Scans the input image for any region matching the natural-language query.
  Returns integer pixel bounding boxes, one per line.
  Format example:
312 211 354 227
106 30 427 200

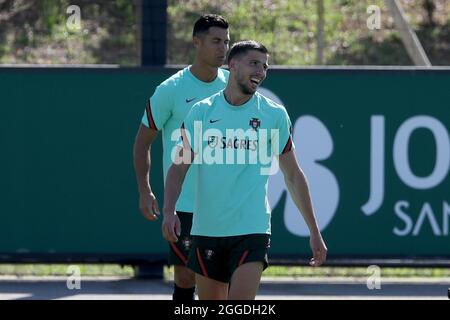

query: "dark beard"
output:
237 80 254 95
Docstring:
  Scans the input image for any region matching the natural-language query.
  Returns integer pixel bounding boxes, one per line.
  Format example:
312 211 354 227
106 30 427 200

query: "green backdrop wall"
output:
1 67 449 264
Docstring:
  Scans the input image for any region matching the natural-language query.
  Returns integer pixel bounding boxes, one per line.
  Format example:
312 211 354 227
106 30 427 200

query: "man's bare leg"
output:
173 265 196 300
195 273 229 300
228 262 263 300
174 265 195 287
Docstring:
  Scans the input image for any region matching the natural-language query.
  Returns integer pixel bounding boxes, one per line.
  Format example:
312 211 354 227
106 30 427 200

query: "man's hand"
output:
309 232 327 267
162 212 181 242
139 192 160 221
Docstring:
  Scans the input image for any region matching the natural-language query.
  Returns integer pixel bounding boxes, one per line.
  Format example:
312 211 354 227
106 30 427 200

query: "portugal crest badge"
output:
208 136 218 147
249 118 261 131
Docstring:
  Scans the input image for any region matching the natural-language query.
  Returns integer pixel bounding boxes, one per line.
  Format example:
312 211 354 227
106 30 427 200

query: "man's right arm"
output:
133 124 160 221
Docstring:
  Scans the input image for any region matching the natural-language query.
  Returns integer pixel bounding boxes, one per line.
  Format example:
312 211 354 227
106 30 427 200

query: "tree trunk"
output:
423 0 435 26
316 0 325 65
136 0 142 66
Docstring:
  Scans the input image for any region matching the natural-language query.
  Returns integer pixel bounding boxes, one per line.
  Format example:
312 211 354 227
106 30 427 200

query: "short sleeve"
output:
273 108 295 155
179 103 202 154
141 82 174 130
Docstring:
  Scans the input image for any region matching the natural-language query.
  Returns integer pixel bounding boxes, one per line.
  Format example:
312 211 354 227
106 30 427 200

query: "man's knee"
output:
174 266 195 287
173 266 196 301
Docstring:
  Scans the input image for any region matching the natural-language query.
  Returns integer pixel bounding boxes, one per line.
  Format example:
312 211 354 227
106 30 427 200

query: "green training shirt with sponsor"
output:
142 67 229 212
181 90 294 236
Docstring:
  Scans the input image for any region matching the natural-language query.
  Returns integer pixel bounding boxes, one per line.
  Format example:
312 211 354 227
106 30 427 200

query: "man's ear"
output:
192 36 201 49
228 58 236 71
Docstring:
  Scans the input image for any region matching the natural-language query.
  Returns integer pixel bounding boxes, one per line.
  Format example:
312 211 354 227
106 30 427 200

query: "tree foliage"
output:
0 0 449 65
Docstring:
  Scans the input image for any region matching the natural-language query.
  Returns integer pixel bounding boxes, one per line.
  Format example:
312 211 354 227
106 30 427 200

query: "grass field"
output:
1 264 449 278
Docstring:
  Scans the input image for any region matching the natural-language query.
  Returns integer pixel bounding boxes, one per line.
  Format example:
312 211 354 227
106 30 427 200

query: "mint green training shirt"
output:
181 90 294 236
142 67 229 212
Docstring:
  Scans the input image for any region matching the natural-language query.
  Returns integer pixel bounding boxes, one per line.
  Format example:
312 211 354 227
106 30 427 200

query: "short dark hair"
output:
227 40 268 64
193 14 229 38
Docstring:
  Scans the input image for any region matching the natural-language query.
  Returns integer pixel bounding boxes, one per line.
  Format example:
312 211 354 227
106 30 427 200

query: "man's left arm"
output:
279 150 328 267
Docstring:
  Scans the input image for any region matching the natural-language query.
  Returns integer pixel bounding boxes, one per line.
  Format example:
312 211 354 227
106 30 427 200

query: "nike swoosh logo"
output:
209 119 221 123
185 98 196 103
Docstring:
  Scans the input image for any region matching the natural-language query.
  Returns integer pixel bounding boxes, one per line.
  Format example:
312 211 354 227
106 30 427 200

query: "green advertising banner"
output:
0 67 449 264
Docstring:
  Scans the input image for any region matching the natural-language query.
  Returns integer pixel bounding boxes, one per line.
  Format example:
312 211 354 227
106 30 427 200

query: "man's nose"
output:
256 66 265 75
220 42 228 53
